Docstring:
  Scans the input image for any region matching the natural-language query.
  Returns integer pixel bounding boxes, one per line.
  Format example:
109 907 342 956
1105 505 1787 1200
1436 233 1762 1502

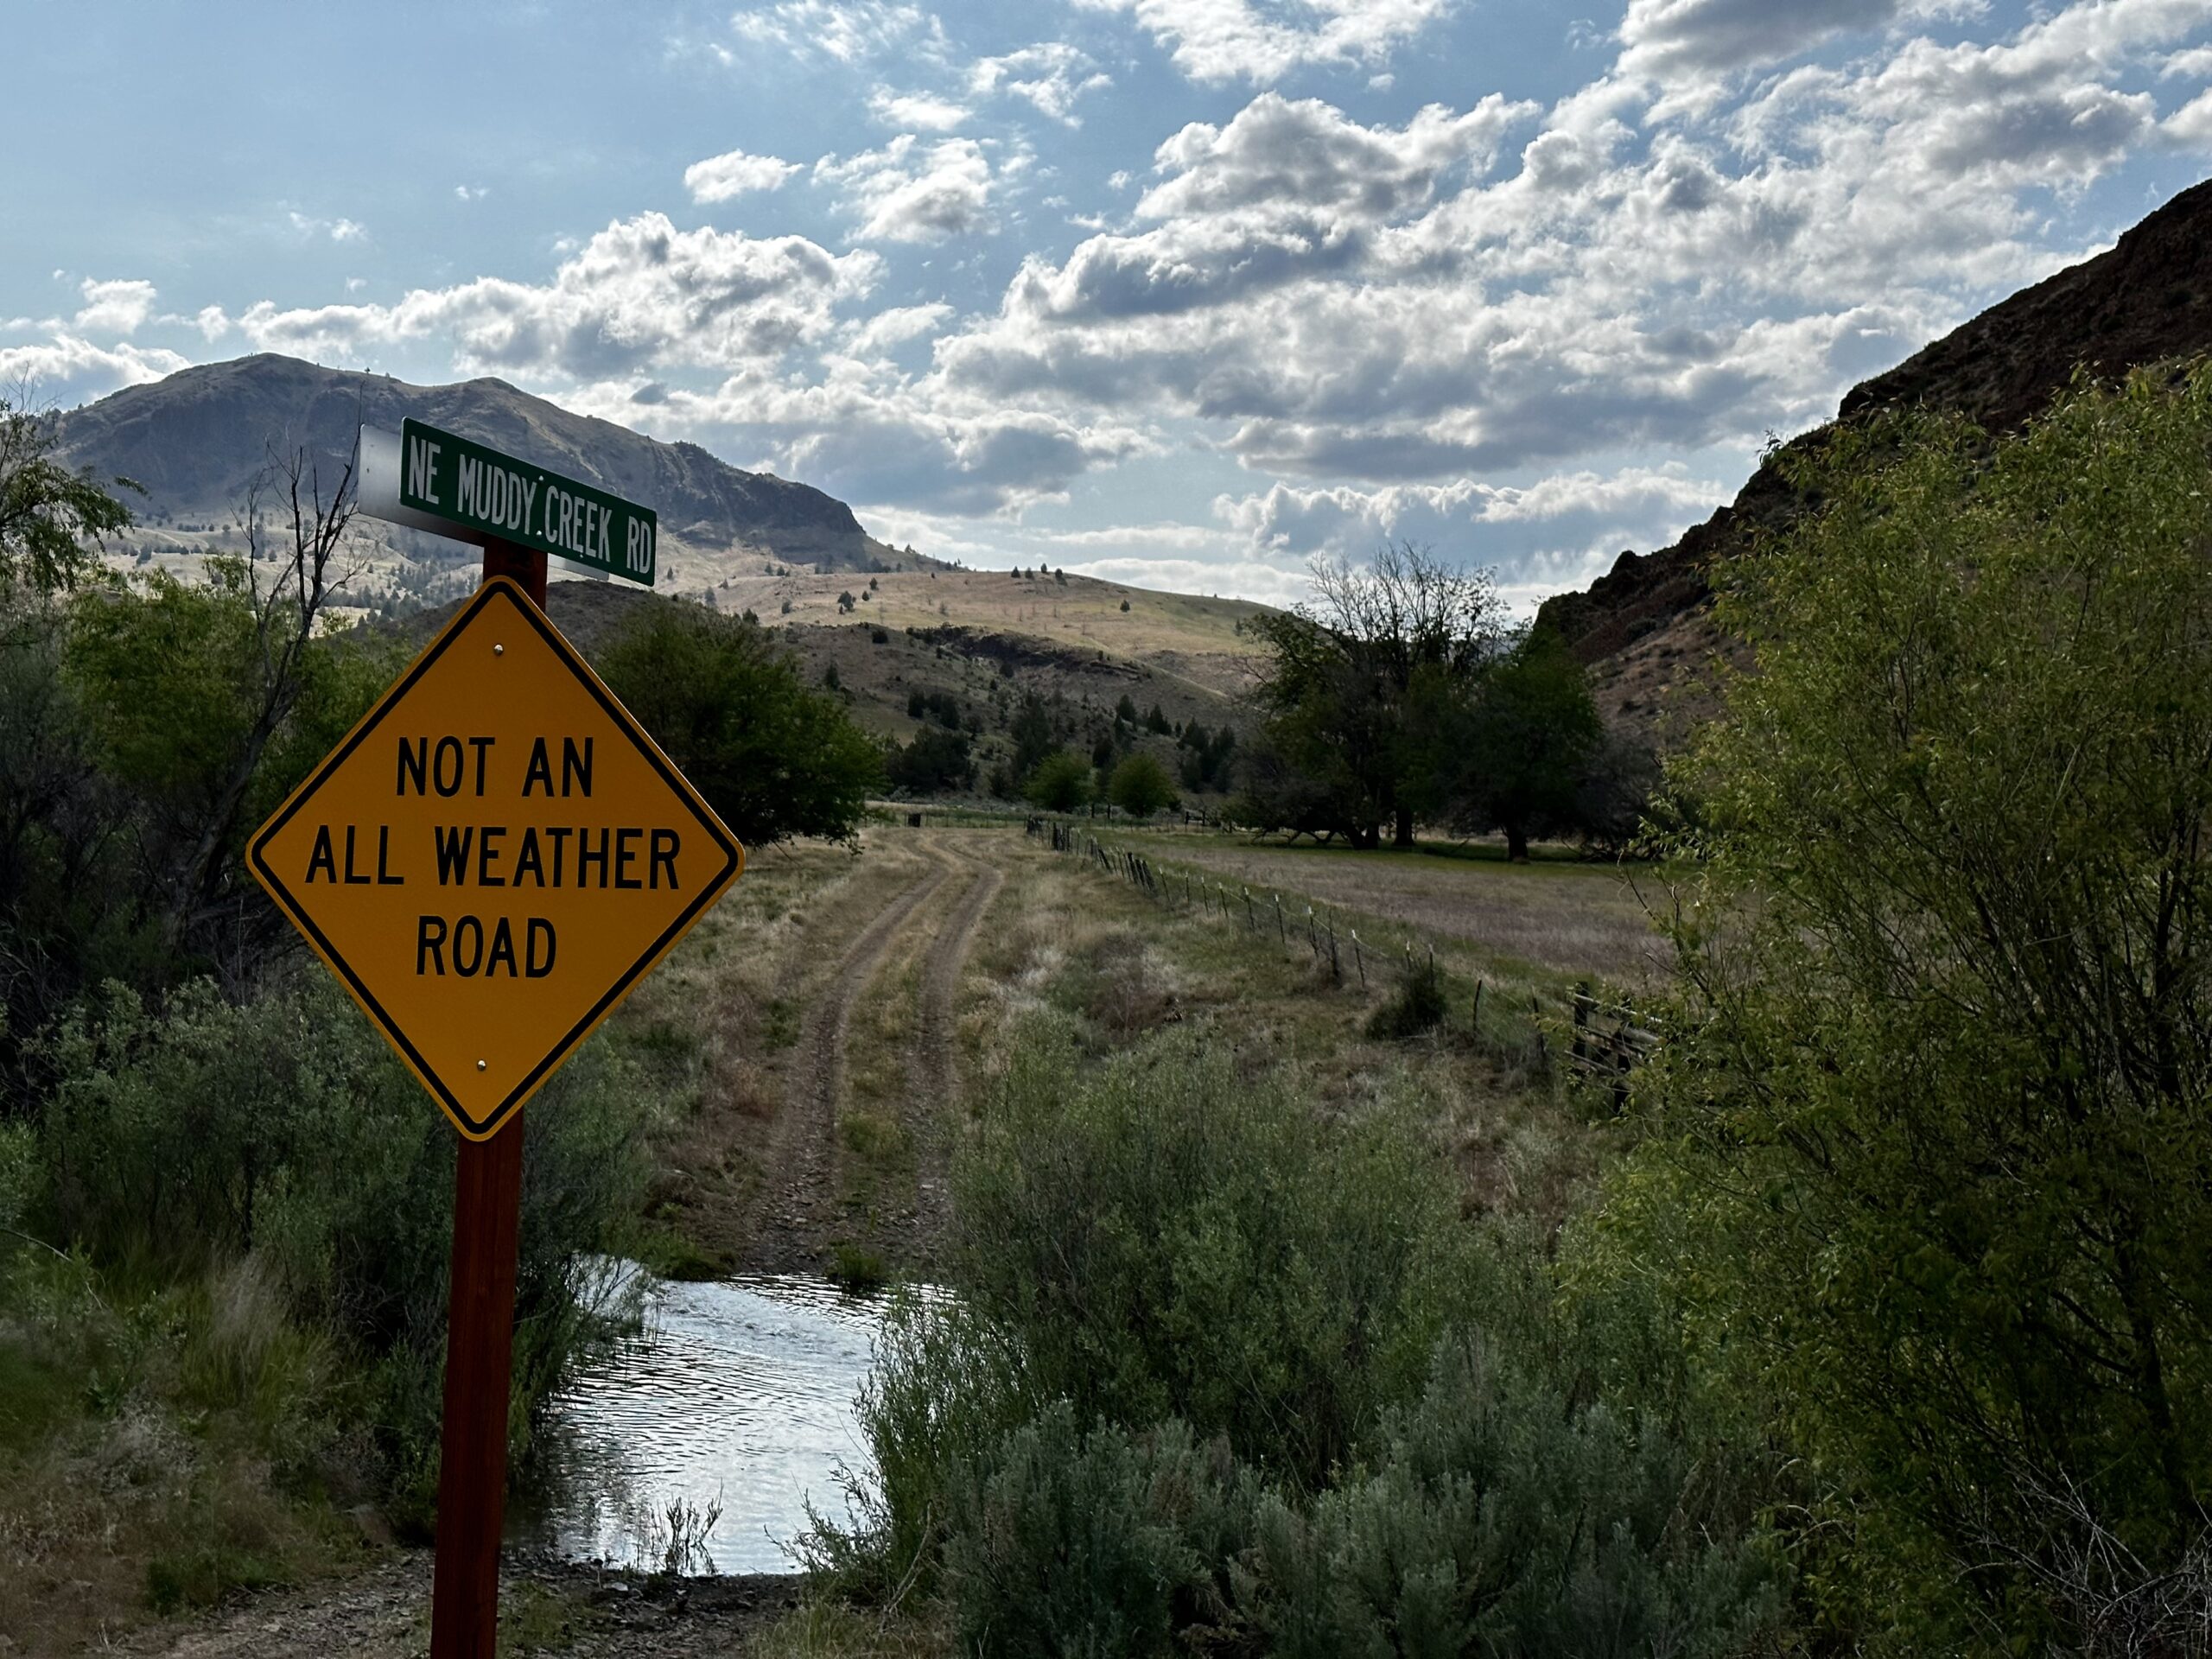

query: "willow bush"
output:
1610 365 2212 1650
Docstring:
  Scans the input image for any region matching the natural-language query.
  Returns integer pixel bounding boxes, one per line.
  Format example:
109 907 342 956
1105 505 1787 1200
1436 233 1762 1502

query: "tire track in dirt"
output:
742 846 951 1272
912 846 1005 1254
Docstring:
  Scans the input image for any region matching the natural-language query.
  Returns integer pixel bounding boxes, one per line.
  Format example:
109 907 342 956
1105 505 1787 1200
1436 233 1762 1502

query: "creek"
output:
509 1268 894 1575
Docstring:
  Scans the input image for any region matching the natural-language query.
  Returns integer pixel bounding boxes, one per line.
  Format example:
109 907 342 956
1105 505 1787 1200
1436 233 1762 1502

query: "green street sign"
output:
358 418 657 586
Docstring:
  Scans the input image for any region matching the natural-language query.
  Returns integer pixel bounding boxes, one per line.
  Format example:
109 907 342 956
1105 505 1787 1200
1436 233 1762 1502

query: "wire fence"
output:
1024 817 1664 1084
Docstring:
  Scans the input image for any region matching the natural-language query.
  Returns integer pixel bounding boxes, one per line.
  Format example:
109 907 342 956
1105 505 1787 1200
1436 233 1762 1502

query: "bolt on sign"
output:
249 576 742 1139
359 418 659 585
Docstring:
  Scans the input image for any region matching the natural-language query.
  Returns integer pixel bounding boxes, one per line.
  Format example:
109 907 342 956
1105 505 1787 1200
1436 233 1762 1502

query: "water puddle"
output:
511 1268 893 1575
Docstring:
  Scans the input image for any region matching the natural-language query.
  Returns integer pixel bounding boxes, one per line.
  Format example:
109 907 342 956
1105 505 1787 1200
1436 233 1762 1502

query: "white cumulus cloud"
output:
817 135 999 242
684 148 804 201
866 89 972 130
1074 0 1457 85
234 213 880 378
969 43 1110 123
73 277 157 335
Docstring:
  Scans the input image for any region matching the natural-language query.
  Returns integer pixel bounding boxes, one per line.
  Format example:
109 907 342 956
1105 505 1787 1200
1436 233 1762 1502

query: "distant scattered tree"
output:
601 605 879 846
823 663 842 690
1446 627 1600 861
1026 749 1093 812
1109 752 1176 818
886 726 975 795
1120 599 1130 613
1143 703 1172 734
1009 693 1056 780
1573 725 1662 857
780 598 794 614
1250 542 1504 849
1115 693 1139 726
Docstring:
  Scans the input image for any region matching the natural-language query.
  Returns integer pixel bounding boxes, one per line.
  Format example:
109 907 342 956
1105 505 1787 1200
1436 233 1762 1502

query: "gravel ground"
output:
116 1552 806 1657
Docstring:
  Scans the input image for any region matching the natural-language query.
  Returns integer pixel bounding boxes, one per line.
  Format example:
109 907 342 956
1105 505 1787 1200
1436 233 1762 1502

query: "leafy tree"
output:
1250 543 1503 848
1573 726 1661 858
1009 693 1056 781
887 727 975 795
1447 627 1601 861
67 447 365 970
601 604 879 846
1109 752 1175 819
1618 369 2212 1645
0 397 139 592
1025 748 1093 812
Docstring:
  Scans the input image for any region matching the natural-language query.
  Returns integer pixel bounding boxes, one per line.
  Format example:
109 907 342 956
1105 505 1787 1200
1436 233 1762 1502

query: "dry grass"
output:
957 826 1619 1233
715 566 1270 698
1115 833 1670 987
743 1596 952 1657
0 1255 372 1655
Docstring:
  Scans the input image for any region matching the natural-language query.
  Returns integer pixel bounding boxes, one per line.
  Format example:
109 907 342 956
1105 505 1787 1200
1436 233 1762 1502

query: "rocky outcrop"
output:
1536 175 2212 675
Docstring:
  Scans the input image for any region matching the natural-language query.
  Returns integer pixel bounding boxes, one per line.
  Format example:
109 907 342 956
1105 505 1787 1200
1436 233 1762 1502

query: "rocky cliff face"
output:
49 353 892 569
1536 175 2212 689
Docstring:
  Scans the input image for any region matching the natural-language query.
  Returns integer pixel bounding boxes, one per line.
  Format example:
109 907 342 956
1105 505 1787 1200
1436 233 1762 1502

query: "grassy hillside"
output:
387 572 1272 804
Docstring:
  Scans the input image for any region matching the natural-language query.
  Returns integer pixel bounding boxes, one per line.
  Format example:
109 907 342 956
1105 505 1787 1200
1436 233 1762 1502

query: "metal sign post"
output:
250 431 741 1656
428 538 537 1659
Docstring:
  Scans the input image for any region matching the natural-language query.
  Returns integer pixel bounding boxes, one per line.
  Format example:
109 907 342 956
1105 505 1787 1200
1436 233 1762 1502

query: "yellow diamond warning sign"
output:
250 577 744 1140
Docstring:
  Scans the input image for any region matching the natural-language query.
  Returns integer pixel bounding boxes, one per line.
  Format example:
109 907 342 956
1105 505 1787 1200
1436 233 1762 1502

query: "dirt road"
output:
726 826 1001 1276
912 847 1004 1248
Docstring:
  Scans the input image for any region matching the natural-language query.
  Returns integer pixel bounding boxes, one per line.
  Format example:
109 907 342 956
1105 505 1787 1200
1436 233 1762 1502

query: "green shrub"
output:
1024 748 1092 812
944 1405 1255 1659
953 1016 1471 1491
1243 1330 1784 1658
1365 953 1447 1039
828 1242 889 1292
1107 752 1174 818
31 973 654 1501
799 1291 1029 1599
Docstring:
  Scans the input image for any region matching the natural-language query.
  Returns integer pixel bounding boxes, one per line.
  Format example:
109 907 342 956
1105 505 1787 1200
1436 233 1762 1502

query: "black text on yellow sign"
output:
250 579 742 1140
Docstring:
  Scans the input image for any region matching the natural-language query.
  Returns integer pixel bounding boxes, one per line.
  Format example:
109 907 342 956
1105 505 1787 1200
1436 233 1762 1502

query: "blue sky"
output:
9 0 2212 607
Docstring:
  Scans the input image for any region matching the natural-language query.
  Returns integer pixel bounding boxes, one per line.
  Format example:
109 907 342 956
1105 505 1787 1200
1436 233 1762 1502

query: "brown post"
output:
429 537 545 1659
